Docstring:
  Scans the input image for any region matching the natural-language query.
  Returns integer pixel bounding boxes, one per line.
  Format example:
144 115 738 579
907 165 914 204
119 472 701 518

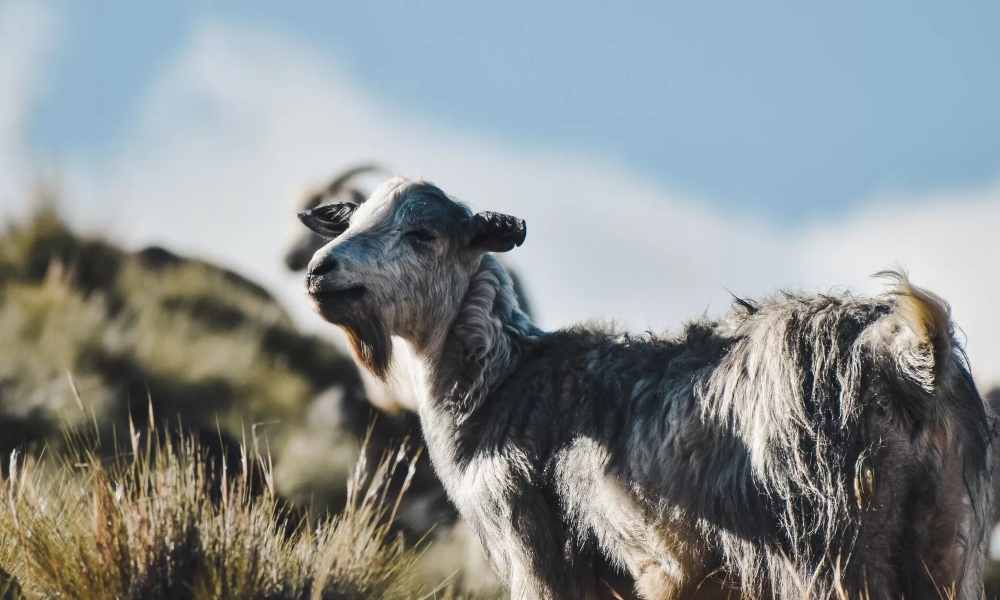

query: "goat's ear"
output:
298 202 358 239
463 211 527 253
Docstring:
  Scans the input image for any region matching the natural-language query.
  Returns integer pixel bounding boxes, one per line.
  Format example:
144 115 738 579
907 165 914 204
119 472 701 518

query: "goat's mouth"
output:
308 286 367 304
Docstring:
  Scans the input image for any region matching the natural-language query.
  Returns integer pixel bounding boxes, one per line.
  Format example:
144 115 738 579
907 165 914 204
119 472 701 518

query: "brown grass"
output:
0 410 479 600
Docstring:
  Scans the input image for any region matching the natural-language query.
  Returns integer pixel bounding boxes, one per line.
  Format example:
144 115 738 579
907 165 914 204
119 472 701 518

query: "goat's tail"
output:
876 269 954 393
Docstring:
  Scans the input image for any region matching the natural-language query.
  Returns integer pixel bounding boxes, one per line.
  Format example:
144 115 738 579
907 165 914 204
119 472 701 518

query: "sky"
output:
2 0 1000 381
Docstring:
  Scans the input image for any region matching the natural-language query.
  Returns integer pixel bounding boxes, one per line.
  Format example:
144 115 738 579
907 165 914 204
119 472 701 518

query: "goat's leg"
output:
471 492 608 600
482 530 578 600
504 556 612 600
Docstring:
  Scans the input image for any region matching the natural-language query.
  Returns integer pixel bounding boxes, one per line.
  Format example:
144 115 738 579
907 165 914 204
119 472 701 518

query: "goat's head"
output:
300 176 526 378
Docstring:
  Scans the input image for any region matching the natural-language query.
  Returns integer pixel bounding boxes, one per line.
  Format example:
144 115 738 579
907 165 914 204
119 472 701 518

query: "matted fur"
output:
302 177 994 600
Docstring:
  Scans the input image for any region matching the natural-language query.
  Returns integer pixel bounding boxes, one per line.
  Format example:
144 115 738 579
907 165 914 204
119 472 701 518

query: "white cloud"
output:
60 19 1000 386
0 0 58 207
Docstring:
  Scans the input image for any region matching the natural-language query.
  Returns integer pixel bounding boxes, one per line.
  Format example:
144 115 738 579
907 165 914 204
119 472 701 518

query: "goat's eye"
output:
405 228 437 243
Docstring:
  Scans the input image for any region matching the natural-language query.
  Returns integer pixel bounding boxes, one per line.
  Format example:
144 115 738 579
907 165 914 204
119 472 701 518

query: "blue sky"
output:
28 0 1000 222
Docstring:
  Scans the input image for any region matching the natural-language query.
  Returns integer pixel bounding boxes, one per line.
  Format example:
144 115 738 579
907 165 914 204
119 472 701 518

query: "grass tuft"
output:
0 413 475 600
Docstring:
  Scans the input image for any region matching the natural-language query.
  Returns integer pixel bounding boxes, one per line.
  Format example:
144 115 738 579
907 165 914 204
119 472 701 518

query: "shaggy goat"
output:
298 177 993 600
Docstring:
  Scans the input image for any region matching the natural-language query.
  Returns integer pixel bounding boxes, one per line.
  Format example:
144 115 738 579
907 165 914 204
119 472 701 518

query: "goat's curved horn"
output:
298 202 359 239
348 187 368 204
303 164 388 210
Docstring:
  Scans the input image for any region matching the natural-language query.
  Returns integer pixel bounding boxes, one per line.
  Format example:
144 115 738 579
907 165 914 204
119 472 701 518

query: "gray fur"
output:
303 176 994 600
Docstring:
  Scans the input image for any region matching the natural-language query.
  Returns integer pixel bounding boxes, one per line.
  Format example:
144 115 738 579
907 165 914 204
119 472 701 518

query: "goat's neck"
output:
415 254 538 421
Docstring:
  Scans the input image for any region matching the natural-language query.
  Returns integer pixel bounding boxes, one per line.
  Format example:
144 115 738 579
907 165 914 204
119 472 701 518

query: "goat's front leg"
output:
501 532 613 600
472 506 577 599
467 484 607 599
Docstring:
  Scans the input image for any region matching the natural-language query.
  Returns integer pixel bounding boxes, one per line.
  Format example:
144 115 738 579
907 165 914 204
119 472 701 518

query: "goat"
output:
297 176 993 600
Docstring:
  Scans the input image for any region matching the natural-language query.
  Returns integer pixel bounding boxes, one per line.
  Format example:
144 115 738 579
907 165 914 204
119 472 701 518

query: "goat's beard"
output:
311 294 394 380
340 316 393 381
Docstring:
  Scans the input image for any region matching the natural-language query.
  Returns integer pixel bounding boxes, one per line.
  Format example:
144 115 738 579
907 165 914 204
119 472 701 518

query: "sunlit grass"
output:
0 411 478 600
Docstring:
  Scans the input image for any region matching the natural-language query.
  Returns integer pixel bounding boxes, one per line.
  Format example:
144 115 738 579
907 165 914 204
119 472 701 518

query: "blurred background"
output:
1 0 999 594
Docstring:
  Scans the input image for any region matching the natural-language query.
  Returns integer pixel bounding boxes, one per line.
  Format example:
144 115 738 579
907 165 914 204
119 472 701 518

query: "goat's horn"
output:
304 163 388 210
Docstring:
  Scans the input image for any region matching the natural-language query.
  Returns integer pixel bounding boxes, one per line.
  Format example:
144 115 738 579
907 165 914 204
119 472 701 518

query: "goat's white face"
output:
300 176 526 378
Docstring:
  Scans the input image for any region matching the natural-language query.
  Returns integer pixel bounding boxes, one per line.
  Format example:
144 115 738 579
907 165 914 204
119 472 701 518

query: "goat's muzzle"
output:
308 286 367 303
305 280 367 323
304 256 367 317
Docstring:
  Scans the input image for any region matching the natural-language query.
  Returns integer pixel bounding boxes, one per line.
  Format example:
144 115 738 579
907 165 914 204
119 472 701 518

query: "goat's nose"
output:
307 258 339 278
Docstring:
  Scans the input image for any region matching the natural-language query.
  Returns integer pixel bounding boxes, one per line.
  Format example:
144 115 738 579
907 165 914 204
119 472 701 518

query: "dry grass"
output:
0 411 479 600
